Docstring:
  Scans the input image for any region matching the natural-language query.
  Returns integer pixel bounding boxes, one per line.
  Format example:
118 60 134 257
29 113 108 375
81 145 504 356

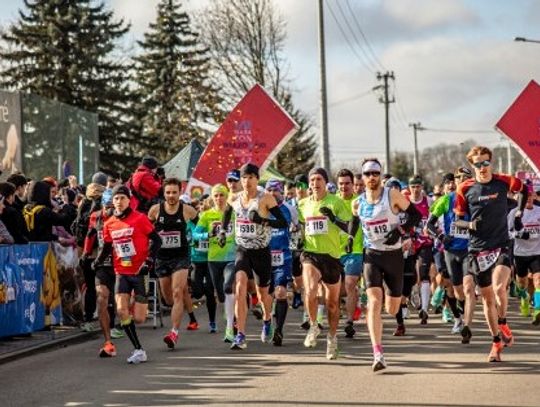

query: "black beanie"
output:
111 185 131 199
240 163 260 179
142 156 158 170
308 167 329 183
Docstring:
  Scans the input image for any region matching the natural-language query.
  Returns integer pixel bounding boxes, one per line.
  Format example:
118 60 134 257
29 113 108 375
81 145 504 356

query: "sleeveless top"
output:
155 202 189 259
232 190 272 249
358 187 402 251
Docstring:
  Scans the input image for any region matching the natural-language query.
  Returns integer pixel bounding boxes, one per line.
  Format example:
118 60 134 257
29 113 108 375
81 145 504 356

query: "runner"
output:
298 167 351 360
148 178 198 349
93 185 162 364
351 159 421 371
265 179 298 346
336 169 363 338
194 183 237 342
454 146 527 362
292 174 309 312
219 163 288 350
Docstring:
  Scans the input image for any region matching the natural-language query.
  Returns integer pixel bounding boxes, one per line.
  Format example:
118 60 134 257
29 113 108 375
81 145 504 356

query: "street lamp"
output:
514 36 540 44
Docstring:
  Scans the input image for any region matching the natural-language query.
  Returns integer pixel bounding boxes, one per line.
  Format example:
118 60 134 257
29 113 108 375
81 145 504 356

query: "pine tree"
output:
0 0 138 174
133 0 223 163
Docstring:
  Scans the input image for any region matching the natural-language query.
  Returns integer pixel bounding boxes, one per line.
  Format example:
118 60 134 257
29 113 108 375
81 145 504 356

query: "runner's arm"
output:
148 230 162 258
426 214 440 239
221 204 233 231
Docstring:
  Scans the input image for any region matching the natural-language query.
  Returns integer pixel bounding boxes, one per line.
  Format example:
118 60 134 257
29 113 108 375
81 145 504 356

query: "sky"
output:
1 0 539 170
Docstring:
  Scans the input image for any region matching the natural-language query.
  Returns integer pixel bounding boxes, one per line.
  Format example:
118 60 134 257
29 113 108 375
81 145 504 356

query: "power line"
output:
329 88 374 107
422 127 497 134
325 0 375 74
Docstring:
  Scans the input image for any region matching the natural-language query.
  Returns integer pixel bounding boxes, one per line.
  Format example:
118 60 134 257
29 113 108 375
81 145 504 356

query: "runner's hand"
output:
138 258 154 275
383 228 402 245
217 231 227 248
438 233 454 247
319 206 336 223
248 209 265 225
516 231 530 240
345 235 354 254
514 216 524 231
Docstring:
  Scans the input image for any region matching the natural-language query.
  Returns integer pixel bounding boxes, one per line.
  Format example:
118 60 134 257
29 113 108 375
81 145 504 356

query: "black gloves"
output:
516 231 530 240
514 216 524 232
383 228 403 245
217 231 227 248
319 206 336 223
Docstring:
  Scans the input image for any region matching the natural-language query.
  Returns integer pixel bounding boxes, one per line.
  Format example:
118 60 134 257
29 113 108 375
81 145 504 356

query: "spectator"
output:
0 195 14 244
0 182 29 244
6 173 28 212
72 172 106 248
59 188 78 231
126 156 162 213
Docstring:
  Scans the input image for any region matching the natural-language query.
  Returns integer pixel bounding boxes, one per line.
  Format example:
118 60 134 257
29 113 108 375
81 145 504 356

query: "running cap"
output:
91 171 108 187
308 167 329 183
326 182 337 193
265 179 283 193
454 166 472 179
239 163 259 179
361 161 382 174
211 183 229 196
294 174 309 189
226 169 240 182
111 185 131 198
385 177 402 190
142 156 159 170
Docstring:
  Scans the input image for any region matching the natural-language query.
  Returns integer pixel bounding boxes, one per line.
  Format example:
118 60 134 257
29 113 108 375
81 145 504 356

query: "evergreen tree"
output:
0 0 138 173
133 0 223 163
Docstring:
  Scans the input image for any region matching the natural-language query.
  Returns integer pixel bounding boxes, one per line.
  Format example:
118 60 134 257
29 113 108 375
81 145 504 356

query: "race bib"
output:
271 250 284 267
159 231 182 249
113 238 136 258
198 240 209 252
364 219 391 240
305 216 329 236
476 248 501 272
450 222 469 240
524 223 540 239
236 219 257 238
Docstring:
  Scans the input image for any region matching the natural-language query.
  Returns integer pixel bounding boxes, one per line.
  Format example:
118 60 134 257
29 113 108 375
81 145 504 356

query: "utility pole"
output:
507 140 512 174
317 0 330 172
409 122 424 175
377 71 395 171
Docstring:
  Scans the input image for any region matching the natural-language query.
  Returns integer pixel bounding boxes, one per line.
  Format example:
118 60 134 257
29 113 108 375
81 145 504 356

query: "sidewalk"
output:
0 325 98 364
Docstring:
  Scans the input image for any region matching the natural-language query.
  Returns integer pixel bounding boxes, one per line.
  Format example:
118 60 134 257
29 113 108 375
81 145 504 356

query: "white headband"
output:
362 161 382 173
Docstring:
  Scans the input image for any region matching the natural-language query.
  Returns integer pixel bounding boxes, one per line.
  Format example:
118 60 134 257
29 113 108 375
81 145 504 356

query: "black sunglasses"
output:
363 171 381 177
472 160 490 169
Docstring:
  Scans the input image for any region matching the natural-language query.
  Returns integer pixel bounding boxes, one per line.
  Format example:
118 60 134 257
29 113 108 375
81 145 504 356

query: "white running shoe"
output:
372 353 387 372
451 318 464 334
303 324 321 348
127 348 148 364
326 334 338 360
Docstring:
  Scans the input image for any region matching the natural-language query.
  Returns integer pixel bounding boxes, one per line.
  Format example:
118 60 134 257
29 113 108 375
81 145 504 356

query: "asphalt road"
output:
1 299 539 407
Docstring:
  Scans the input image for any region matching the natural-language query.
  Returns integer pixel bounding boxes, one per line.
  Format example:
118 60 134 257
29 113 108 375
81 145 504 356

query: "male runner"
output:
147 178 198 349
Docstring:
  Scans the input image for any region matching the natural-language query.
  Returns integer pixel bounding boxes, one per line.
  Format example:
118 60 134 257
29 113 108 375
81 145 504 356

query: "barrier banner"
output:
496 80 540 172
53 243 84 324
186 84 299 196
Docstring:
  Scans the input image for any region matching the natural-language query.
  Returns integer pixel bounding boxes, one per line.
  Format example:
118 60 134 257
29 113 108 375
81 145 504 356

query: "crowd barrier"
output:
0 243 65 337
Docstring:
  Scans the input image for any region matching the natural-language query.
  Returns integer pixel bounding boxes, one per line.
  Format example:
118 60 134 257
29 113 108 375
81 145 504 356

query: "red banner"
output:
496 80 540 173
187 84 298 196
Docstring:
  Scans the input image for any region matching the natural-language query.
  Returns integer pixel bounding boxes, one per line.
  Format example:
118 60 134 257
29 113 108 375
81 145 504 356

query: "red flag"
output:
496 80 540 172
187 84 299 194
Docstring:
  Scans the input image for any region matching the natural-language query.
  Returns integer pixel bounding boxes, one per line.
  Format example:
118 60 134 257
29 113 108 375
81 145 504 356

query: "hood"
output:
27 181 52 207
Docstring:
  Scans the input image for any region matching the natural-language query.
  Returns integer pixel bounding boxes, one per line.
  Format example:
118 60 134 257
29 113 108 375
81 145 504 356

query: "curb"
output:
0 330 99 365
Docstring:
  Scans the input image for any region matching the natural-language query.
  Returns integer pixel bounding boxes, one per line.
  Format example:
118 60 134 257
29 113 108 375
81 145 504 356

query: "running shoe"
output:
430 286 445 308
393 324 405 336
326 334 338 360
303 324 321 348
99 341 117 358
344 322 356 338
163 330 179 349
261 321 274 343
186 321 199 331
209 321 217 333
442 307 454 323
419 309 429 325
127 348 147 364
231 333 247 350
451 318 463 334
223 327 235 343
460 325 472 344
372 353 387 372
499 323 514 347
300 320 311 330
110 327 124 339
352 306 362 321
292 292 303 309
272 330 283 347
488 341 504 362
80 321 97 332
520 297 530 317
532 310 540 326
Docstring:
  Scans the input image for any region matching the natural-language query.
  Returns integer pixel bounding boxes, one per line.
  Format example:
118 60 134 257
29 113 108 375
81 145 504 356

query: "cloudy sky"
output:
1 0 539 169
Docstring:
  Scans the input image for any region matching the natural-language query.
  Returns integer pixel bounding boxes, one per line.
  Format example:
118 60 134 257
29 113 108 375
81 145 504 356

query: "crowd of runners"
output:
84 145 540 371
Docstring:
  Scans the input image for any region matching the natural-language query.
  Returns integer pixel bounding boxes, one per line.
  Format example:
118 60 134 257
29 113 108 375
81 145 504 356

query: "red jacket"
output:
127 165 162 212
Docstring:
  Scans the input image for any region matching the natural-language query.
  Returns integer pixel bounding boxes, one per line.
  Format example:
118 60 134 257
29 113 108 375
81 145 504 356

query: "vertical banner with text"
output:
0 90 23 179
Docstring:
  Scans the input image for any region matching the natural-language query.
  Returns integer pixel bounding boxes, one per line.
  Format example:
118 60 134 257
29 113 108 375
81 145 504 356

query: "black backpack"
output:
72 197 101 247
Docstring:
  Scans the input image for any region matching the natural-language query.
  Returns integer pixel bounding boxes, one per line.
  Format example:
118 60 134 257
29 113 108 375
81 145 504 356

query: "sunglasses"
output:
363 171 380 177
227 179 239 182
472 160 490 169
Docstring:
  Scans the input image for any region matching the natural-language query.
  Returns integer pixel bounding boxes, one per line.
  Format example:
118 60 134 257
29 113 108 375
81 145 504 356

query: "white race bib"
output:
198 240 209 252
450 222 469 240
159 231 182 249
271 250 284 267
524 223 540 239
364 219 391 240
236 220 257 238
305 216 329 235
113 238 136 258
476 248 501 272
